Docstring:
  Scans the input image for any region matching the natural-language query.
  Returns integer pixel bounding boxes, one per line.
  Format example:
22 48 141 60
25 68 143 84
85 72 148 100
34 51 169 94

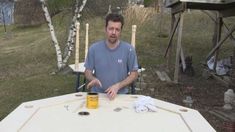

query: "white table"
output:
69 63 145 93
0 92 215 132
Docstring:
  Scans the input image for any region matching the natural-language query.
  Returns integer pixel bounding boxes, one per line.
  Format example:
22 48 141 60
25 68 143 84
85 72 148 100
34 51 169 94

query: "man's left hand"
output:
105 83 120 100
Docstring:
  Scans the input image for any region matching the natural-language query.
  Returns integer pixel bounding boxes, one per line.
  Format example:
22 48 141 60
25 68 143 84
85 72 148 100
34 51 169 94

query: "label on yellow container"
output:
86 92 98 109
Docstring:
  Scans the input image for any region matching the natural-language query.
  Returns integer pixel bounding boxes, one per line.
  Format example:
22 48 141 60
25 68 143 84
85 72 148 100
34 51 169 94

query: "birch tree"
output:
40 0 87 70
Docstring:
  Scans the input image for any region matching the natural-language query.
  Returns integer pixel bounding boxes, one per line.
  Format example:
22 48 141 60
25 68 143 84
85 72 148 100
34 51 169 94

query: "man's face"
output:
105 21 122 44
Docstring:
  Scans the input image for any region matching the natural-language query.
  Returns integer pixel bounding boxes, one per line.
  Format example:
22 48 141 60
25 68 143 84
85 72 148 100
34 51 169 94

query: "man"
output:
84 13 139 100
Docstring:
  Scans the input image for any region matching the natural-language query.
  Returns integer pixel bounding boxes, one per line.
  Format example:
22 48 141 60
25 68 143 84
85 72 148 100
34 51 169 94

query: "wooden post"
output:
232 49 235 81
212 12 218 48
174 12 184 83
75 22 80 71
213 13 223 72
85 23 89 59
180 46 186 71
166 14 177 72
154 0 159 12
131 25 137 48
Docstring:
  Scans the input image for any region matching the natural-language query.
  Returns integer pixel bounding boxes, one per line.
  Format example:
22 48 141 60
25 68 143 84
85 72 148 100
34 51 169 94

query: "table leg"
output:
82 77 86 92
76 72 80 92
131 82 135 94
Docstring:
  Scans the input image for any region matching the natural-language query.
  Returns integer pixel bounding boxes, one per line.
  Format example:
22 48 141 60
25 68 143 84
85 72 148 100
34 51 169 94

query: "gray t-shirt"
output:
84 40 139 94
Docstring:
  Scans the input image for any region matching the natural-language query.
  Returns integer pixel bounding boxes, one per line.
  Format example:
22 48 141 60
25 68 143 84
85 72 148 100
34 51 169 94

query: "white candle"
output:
131 25 137 48
85 23 89 59
75 22 80 71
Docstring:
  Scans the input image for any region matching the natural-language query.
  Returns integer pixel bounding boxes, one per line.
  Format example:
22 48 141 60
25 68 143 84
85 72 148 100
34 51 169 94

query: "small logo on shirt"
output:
117 59 123 63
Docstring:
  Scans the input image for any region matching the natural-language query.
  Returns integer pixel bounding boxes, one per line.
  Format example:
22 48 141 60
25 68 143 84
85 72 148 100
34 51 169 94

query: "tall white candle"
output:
85 23 89 59
75 22 80 71
131 25 137 48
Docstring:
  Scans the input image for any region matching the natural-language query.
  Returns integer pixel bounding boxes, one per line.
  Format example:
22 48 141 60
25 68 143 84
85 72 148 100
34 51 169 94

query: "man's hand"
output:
87 79 102 89
105 83 120 100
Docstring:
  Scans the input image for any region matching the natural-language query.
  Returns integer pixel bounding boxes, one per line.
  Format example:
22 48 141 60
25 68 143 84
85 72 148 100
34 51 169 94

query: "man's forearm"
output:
84 69 96 82
117 71 138 90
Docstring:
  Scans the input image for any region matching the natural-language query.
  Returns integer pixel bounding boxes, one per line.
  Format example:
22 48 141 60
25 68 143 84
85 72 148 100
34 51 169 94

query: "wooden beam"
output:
156 71 166 81
174 12 184 83
202 10 235 46
219 7 235 18
223 24 235 47
232 49 235 79
180 46 186 71
171 3 186 15
164 15 181 57
166 14 176 71
161 71 172 82
213 15 223 72
206 24 235 61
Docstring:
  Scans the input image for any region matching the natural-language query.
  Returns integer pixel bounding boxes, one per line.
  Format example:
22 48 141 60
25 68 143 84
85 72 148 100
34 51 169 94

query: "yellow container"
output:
86 92 99 109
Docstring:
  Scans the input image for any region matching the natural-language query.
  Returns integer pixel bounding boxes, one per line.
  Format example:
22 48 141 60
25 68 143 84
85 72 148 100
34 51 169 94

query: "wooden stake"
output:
75 22 80 71
131 25 137 48
85 23 89 59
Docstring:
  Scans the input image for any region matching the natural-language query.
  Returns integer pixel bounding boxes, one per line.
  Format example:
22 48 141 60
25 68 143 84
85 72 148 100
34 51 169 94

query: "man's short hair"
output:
105 13 124 29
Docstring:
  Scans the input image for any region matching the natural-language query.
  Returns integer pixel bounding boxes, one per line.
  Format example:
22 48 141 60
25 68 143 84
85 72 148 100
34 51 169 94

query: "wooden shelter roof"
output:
165 0 235 11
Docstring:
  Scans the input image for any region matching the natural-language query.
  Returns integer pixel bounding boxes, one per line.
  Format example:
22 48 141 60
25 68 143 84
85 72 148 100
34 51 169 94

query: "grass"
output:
0 12 75 119
0 8 235 122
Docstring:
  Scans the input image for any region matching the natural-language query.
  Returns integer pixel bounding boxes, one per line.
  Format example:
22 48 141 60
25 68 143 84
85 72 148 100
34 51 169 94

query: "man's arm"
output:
117 71 138 89
85 69 102 89
105 70 138 99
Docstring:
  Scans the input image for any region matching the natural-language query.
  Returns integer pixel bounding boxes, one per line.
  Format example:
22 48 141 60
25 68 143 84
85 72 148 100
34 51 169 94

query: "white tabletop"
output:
69 63 145 73
0 92 215 132
69 62 86 73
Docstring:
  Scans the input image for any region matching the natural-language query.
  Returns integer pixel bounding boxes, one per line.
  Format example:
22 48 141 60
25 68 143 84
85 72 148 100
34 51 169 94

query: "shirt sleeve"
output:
84 47 94 71
128 46 139 72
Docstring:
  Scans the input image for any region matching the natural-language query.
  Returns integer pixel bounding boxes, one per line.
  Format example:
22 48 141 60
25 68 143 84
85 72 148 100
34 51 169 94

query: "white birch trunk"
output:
63 0 80 59
63 0 87 64
40 0 87 70
40 0 64 69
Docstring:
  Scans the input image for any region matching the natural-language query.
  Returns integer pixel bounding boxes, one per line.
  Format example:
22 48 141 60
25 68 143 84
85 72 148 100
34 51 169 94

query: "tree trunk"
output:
40 0 64 69
40 0 87 70
63 0 87 64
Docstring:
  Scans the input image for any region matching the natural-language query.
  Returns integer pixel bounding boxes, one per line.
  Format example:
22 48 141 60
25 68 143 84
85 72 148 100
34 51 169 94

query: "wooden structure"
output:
164 0 235 84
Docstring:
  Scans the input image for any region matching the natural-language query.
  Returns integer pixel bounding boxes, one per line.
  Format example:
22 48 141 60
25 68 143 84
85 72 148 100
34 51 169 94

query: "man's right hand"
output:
87 79 102 89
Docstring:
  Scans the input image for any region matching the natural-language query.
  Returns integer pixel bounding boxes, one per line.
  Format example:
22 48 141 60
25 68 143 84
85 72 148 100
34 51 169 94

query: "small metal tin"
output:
86 92 99 109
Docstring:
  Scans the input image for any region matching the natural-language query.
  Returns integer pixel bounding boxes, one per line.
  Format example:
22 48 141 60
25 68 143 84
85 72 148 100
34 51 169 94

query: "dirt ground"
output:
136 65 235 132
